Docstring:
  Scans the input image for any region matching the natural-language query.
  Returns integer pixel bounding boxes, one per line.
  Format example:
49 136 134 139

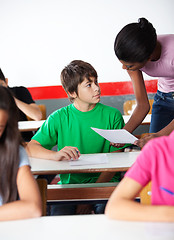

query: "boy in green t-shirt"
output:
27 60 126 215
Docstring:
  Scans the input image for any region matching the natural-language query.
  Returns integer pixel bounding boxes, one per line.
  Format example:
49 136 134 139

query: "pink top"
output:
125 131 174 205
141 34 174 93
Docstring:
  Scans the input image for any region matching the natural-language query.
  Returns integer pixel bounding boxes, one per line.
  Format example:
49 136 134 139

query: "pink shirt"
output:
125 131 174 205
141 34 174 93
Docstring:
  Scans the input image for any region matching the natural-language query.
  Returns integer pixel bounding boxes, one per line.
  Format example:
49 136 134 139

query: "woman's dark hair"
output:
114 18 157 63
0 68 6 81
0 86 23 204
61 60 98 102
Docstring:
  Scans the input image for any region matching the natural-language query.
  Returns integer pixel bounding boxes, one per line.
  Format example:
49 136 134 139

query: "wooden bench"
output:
47 182 118 204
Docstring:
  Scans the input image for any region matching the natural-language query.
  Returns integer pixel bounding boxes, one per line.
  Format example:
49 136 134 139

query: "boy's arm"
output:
27 140 80 161
105 177 174 222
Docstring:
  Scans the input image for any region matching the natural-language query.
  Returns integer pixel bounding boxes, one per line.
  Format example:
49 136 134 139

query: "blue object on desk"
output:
160 186 174 196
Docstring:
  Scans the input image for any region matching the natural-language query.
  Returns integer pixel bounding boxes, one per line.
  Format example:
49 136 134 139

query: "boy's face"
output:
70 77 101 111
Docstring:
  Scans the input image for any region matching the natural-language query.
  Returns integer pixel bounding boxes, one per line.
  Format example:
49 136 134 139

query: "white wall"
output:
0 0 174 87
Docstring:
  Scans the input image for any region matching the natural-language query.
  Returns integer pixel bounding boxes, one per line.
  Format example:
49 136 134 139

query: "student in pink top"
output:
112 18 174 148
105 130 174 222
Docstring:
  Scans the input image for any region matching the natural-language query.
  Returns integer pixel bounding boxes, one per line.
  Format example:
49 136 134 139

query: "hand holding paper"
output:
91 127 138 144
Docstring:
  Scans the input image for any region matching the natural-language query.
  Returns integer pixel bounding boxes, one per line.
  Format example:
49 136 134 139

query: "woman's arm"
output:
0 165 42 221
27 139 80 161
105 177 174 222
135 120 174 148
123 70 150 133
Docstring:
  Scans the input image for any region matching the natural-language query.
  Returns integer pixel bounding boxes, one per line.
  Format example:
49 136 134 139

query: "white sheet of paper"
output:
69 154 108 166
91 127 138 144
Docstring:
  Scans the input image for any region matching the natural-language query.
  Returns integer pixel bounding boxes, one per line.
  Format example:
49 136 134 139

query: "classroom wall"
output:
0 0 174 88
1 0 173 136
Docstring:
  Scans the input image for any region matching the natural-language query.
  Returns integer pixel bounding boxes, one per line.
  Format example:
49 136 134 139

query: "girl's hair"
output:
0 86 23 204
61 60 98 102
0 68 6 81
114 18 157 63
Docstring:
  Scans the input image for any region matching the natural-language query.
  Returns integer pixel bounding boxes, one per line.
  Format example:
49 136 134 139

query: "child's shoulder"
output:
49 104 73 118
98 103 121 114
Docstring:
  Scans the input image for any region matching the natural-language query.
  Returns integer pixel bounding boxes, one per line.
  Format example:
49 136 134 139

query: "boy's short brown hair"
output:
61 60 98 102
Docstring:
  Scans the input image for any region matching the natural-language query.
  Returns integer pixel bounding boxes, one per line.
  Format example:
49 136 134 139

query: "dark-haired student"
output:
112 17 174 148
0 69 42 141
0 86 42 221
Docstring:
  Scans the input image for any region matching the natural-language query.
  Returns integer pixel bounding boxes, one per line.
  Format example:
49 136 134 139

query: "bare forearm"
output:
0 200 41 221
134 120 174 148
15 98 42 121
124 70 150 133
27 141 57 160
124 105 149 133
156 119 174 136
27 140 80 161
106 199 174 222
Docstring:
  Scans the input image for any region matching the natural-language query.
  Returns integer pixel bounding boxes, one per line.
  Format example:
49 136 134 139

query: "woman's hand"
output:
134 133 157 149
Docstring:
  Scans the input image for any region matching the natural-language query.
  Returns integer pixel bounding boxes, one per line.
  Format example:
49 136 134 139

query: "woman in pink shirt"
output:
112 18 174 148
105 131 174 222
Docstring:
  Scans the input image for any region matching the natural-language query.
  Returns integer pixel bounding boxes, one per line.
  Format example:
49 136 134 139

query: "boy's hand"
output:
54 146 80 161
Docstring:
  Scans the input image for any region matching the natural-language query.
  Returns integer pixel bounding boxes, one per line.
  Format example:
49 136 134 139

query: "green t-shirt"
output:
32 103 125 184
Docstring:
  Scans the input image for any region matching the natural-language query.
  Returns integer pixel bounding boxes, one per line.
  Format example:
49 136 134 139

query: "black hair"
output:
114 18 157 63
61 60 98 102
0 69 6 81
0 86 23 204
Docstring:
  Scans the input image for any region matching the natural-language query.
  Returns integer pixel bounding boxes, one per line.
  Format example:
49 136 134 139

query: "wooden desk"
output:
30 151 140 175
123 114 151 125
0 215 174 240
30 152 140 202
18 120 45 132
